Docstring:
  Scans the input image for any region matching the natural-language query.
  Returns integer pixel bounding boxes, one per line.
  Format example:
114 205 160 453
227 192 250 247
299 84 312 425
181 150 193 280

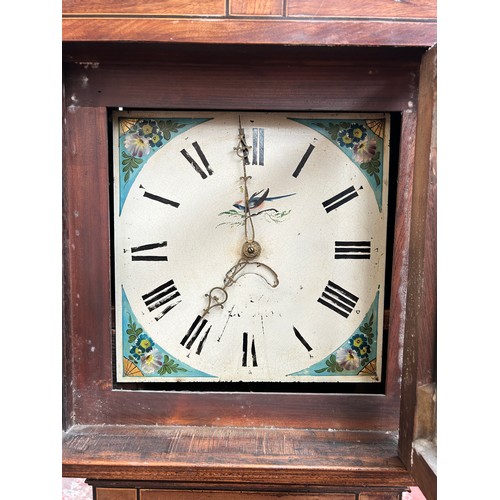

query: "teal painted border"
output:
289 118 385 211
118 118 212 214
121 287 215 379
289 291 380 378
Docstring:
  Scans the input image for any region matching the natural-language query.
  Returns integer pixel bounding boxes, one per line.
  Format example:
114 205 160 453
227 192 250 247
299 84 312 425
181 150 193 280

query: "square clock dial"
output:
112 111 390 384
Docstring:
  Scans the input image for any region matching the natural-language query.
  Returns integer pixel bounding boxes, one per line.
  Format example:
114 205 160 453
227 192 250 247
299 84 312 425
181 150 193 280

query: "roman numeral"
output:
252 128 265 165
318 281 358 318
140 185 180 208
181 141 213 179
130 241 168 261
242 332 258 367
334 241 371 259
292 144 315 178
293 326 313 352
181 315 212 355
322 185 361 213
142 279 181 321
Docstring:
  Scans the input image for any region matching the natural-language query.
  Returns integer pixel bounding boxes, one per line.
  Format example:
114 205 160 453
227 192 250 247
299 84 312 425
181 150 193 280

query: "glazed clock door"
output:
112 111 390 384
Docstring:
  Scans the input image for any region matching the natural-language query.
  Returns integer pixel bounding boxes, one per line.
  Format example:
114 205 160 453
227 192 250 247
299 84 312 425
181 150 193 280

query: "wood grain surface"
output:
231 0 284 16
61 0 436 47
62 18 436 47
63 424 412 487
398 45 437 464
63 0 225 15
140 492 356 499
398 45 437 500
287 0 436 19
62 0 436 20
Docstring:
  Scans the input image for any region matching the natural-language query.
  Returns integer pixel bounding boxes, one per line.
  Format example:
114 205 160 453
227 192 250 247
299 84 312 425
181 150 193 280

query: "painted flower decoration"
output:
137 333 154 352
350 124 368 142
129 333 155 361
349 333 367 354
136 119 159 138
130 344 145 361
140 348 163 374
123 133 151 158
337 129 355 148
337 124 368 149
336 348 360 371
148 133 164 148
353 138 377 163
358 343 372 358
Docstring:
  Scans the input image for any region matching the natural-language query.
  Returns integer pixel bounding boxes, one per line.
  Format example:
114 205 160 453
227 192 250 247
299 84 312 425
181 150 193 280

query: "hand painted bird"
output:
233 188 296 212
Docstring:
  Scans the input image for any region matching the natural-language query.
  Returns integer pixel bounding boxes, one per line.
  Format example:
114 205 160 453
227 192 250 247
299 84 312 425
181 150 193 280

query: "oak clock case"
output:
112 111 390 387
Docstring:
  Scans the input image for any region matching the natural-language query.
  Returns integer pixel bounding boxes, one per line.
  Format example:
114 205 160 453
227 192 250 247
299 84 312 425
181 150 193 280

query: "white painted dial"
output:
113 111 390 383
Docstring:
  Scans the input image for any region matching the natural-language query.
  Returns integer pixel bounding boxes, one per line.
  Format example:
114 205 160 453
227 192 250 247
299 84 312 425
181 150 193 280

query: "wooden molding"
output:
398 44 437 465
63 424 413 487
62 0 436 20
62 18 436 47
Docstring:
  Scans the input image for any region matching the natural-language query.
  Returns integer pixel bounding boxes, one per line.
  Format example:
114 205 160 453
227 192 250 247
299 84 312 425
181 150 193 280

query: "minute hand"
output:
234 120 258 246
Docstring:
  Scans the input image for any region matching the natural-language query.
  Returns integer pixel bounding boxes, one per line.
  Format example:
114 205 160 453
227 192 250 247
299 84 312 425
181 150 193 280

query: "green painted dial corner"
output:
121 286 216 379
289 291 380 378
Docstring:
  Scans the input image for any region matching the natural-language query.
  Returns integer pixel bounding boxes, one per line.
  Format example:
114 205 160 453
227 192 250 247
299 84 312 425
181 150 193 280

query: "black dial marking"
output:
141 279 181 321
292 144 315 178
181 141 213 179
131 241 168 261
293 326 313 352
141 186 180 208
242 332 258 367
181 315 212 354
318 281 358 318
252 128 265 166
322 185 360 213
334 241 371 260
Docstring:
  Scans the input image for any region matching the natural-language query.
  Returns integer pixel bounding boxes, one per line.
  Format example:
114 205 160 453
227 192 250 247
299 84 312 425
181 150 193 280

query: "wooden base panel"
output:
63 424 414 489
91 484 407 500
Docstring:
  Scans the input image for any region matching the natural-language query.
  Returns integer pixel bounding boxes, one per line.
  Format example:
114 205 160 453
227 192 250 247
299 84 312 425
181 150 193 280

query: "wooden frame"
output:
62 0 436 47
62 42 432 494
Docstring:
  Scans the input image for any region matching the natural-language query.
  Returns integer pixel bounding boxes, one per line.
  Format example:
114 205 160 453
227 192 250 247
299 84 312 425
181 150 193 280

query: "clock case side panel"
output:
398 45 437 500
62 45 420 432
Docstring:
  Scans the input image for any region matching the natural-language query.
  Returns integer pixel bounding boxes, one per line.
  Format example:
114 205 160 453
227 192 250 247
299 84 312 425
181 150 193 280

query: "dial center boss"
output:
242 240 261 259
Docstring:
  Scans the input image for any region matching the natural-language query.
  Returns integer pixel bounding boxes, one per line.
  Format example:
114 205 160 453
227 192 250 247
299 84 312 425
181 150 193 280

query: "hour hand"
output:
234 118 250 164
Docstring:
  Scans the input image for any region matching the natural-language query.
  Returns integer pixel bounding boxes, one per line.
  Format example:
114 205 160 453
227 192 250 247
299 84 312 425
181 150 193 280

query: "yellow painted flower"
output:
140 338 152 350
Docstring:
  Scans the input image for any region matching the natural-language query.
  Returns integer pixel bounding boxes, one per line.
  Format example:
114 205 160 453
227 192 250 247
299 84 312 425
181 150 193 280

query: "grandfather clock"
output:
62 2 437 499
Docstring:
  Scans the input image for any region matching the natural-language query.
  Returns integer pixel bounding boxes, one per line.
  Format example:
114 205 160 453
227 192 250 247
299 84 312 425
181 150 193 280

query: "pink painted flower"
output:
353 138 377 163
336 348 360 371
124 133 151 157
